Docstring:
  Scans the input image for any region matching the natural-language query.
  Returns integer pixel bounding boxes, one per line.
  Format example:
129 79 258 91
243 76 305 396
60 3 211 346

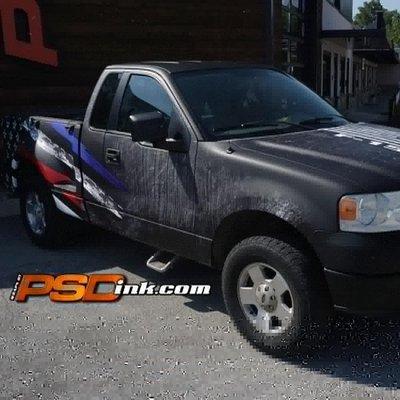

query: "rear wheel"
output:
25 191 47 237
20 179 70 247
222 236 331 354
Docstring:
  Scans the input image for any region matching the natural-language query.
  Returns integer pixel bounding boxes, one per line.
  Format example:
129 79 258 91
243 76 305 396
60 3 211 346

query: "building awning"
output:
353 49 399 64
321 28 399 65
321 28 387 39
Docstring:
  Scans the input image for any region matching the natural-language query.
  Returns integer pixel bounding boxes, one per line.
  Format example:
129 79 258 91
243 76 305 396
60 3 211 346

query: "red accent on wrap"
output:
36 162 71 185
62 192 84 210
19 146 71 185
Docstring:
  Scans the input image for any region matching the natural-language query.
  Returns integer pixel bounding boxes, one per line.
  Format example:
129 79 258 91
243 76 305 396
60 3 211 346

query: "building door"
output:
322 51 331 99
346 58 351 108
340 56 346 96
333 54 339 107
353 62 359 97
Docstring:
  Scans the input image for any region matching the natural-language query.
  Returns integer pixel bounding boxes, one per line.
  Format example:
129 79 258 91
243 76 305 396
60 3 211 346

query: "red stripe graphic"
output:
19 147 71 185
37 161 71 185
62 192 84 210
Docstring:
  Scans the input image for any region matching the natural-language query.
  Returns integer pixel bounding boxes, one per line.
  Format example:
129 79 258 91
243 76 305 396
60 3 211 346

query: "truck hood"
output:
232 122 400 192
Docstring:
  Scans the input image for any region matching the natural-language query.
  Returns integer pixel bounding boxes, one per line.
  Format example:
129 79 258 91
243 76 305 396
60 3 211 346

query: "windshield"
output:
173 68 348 140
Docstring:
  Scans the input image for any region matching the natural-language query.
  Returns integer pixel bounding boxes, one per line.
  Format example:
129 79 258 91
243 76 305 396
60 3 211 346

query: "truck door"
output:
96 72 198 253
80 71 127 219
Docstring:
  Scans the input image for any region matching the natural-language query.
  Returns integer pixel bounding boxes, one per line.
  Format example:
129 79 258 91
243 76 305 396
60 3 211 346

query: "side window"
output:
117 75 173 133
90 73 122 130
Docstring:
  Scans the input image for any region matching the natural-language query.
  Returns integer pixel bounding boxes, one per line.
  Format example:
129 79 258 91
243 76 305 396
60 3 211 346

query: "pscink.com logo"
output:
10 274 211 302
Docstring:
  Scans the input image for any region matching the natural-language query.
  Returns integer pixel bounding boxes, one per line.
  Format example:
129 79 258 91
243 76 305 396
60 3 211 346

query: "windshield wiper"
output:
276 121 313 130
299 115 347 125
213 120 311 133
213 122 277 133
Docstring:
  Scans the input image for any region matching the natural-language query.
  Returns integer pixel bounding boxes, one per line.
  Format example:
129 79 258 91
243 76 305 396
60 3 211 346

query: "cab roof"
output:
106 61 272 74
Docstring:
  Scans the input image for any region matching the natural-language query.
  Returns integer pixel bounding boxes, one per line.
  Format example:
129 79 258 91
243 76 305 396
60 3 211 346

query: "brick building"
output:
0 0 397 114
0 0 272 114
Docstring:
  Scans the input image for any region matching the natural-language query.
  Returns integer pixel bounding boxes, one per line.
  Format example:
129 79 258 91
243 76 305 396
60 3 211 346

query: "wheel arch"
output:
17 158 47 192
211 210 321 270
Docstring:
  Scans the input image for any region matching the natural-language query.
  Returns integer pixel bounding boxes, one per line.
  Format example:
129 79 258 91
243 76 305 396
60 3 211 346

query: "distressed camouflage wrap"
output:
0 116 28 193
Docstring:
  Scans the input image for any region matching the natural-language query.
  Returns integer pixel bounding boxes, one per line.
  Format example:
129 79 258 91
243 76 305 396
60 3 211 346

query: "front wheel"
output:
222 236 331 354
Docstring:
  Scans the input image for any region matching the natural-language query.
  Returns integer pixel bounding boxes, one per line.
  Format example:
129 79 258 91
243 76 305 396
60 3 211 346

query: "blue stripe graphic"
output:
51 122 127 191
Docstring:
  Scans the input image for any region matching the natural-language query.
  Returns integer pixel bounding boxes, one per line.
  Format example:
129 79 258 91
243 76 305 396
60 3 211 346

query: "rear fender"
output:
16 117 87 221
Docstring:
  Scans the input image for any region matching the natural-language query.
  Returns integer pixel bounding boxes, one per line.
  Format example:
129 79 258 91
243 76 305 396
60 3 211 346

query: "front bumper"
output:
325 268 400 314
313 231 400 313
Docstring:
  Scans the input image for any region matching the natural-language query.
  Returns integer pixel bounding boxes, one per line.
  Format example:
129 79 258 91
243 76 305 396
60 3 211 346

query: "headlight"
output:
339 191 400 232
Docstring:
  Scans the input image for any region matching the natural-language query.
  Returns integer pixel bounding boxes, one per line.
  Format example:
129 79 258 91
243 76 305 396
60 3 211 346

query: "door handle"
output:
105 148 121 165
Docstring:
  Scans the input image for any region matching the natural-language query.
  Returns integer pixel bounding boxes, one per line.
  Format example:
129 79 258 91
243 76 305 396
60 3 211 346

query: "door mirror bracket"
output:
163 137 188 153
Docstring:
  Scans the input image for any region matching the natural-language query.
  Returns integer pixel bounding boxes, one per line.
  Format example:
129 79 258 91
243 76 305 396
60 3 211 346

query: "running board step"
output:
146 251 179 273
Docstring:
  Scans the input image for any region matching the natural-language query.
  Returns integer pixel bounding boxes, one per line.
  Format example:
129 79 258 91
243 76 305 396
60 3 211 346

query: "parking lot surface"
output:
1 193 400 399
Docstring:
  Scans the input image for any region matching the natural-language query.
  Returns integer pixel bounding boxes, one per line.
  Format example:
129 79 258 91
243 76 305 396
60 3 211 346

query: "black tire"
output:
222 236 331 354
20 178 70 248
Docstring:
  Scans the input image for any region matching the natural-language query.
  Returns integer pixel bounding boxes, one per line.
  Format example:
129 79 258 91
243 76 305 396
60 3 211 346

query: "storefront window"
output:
282 9 289 33
282 38 290 64
290 14 304 36
291 0 303 11
281 0 305 73
290 42 299 63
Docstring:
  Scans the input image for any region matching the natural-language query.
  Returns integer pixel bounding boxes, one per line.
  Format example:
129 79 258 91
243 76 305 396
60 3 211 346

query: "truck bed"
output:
0 114 84 194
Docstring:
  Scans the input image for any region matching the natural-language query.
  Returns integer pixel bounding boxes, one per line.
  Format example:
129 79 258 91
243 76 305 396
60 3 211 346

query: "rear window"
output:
90 73 122 130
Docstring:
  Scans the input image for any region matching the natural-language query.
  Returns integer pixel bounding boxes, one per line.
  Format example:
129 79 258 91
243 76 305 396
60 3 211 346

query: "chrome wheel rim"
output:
237 263 294 334
26 192 46 236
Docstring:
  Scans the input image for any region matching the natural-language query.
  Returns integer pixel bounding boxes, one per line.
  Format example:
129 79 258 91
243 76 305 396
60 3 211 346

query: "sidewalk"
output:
343 94 392 125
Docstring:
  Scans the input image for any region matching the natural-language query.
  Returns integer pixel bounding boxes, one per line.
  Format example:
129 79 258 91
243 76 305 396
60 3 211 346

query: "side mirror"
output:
129 111 167 143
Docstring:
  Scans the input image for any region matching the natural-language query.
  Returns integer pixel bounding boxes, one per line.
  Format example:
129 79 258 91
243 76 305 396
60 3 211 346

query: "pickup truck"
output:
7 61 400 353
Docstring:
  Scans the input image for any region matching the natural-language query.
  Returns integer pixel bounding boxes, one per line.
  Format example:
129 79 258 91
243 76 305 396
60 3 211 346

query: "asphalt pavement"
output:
1 192 400 399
